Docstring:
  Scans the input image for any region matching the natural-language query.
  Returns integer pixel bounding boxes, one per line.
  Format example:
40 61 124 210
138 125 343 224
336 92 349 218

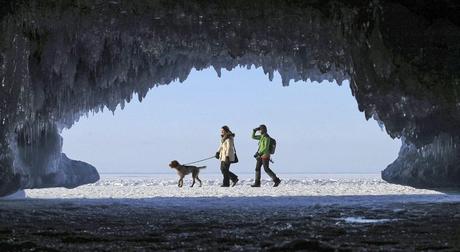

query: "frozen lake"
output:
23 173 460 206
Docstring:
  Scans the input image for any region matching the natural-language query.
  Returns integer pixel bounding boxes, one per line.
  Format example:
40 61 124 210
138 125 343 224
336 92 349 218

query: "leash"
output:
183 156 215 165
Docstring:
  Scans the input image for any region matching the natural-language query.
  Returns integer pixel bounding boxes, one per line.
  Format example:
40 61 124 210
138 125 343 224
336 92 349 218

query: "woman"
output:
216 126 239 187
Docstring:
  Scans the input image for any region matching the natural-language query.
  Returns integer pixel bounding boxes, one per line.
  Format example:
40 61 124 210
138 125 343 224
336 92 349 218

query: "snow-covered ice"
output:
24 173 460 206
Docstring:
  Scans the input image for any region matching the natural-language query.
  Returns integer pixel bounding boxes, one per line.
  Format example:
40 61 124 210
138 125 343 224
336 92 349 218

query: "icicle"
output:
213 66 221 78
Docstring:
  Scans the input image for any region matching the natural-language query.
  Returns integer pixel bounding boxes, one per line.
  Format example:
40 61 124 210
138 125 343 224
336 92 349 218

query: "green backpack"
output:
268 136 276 155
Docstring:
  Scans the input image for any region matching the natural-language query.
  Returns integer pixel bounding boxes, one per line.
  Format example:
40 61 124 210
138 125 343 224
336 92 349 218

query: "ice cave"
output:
1 0 460 196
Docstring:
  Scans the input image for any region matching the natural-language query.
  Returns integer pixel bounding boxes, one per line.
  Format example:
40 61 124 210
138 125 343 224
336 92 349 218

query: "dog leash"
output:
183 156 215 165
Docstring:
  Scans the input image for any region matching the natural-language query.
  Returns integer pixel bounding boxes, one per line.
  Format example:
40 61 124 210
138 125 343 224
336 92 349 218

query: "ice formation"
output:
1 0 460 195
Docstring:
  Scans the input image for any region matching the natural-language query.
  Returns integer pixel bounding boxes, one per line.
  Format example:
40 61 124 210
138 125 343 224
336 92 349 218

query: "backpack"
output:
268 136 276 155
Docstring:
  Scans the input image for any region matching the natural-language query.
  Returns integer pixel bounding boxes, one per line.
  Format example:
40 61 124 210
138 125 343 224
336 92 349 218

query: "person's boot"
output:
251 181 261 187
273 178 281 187
221 184 230 187
231 178 239 187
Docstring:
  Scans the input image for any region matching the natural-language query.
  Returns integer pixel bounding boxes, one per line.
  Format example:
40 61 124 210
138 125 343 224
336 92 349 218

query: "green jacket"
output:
252 131 270 156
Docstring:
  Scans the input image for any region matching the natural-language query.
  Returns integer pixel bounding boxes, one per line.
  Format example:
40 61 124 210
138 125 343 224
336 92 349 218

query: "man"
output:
251 124 281 187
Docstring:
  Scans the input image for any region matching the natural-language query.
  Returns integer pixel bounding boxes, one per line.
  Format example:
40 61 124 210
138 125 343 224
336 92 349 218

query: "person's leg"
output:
262 158 280 183
228 171 237 181
227 163 238 183
252 158 262 186
220 161 230 186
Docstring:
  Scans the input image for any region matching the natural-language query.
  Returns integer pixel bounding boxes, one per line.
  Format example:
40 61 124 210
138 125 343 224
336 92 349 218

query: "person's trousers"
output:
254 157 279 184
220 161 238 186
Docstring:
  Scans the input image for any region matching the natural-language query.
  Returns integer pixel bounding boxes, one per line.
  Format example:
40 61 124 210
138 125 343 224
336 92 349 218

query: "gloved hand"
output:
215 152 220 159
254 152 260 158
253 128 259 132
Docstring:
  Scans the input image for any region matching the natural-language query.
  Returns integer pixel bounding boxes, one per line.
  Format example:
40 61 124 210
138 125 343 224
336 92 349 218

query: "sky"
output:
61 67 401 174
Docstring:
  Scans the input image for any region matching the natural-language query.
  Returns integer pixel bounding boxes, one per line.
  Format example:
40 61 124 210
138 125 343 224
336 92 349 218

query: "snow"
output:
24 173 460 207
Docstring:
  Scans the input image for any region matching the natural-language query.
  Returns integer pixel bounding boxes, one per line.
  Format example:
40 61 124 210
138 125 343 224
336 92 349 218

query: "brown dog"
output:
169 160 206 187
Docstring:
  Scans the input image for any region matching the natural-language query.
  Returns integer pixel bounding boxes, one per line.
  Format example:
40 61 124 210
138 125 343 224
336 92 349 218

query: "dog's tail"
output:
197 166 207 169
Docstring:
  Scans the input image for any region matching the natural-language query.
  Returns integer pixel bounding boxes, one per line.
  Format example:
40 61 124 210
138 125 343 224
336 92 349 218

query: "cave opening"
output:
2 0 460 196
60 67 400 176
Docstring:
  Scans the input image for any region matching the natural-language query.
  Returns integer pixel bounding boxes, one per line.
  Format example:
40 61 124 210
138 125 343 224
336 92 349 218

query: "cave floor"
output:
0 200 459 251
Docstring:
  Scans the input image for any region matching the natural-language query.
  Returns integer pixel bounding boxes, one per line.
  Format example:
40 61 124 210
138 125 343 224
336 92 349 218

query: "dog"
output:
169 160 206 187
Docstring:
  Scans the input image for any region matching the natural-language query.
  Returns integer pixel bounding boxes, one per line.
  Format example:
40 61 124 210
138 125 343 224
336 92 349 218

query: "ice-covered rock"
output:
0 189 25 199
382 135 460 190
12 122 99 191
0 1 460 195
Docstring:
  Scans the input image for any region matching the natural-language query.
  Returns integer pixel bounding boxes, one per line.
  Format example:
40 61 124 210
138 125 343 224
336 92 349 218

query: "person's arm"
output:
252 130 261 140
215 142 222 159
223 139 231 162
217 141 222 152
